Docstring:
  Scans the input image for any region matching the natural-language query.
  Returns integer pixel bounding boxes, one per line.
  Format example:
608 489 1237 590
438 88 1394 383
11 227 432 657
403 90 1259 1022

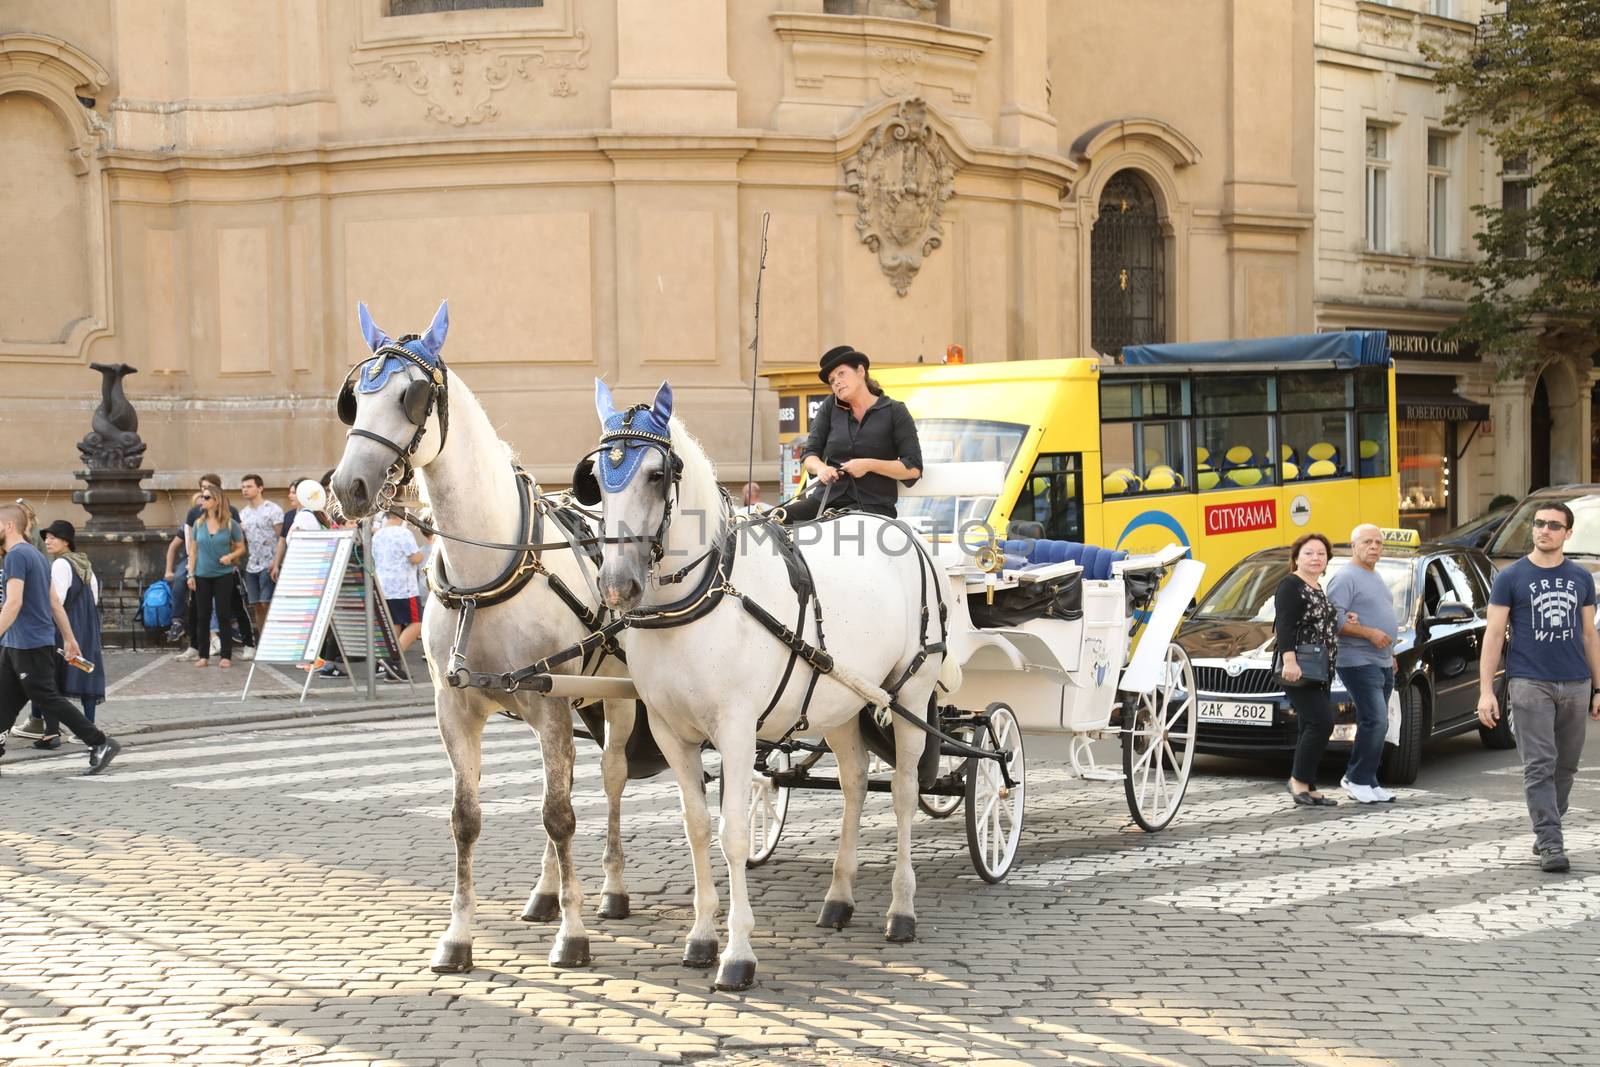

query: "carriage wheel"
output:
919 724 967 819
1121 642 1197 833
746 746 791 868
965 703 1025 883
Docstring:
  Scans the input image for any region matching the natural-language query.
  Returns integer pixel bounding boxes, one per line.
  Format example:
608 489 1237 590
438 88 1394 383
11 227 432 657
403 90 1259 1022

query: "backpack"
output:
141 579 174 630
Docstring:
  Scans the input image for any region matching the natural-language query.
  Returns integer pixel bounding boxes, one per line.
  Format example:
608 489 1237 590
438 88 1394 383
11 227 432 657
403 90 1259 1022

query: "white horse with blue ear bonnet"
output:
331 299 642 974
585 377 951 992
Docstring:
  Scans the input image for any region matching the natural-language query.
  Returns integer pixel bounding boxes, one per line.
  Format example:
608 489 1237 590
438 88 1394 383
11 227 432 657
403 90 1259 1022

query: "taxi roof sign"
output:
1379 527 1421 547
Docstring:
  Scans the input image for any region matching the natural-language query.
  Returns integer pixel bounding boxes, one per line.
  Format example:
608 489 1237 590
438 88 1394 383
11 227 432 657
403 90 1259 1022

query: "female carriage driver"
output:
783 344 923 523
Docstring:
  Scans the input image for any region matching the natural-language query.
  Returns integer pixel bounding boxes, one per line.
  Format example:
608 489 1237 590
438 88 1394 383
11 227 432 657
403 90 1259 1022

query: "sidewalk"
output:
34 648 434 738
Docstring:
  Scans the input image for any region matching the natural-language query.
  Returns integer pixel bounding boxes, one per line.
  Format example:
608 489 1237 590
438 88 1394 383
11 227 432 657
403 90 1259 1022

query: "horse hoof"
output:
549 937 592 968
429 941 474 973
682 939 718 969
816 900 854 930
884 914 916 943
714 959 757 992
521 893 560 923
598 893 631 920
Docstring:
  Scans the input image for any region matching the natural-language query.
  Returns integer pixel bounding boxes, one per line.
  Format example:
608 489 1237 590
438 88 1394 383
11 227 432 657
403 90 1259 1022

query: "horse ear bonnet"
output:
571 456 601 506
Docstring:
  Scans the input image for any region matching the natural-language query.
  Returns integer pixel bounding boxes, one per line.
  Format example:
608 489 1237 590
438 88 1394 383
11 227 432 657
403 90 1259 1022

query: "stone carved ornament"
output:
843 98 958 296
77 362 147 470
351 31 591 125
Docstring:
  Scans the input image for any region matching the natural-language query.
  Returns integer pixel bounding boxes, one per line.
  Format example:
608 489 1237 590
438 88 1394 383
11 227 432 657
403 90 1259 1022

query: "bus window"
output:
1139 420 1188 492
1358 411 1389 477
1101 422 1138 495
1280 410 1352 480
1280 370 1351 412
898 418 1026 536
1100 376 1188 496
1013 453 1084 541
1195 375 1273 490
1356 367 1387 409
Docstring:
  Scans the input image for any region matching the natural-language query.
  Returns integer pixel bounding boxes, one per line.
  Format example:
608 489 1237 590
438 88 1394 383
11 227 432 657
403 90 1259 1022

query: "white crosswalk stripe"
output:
179 744 542 790
1363 874 1600 942
998 798 1525 887
1149 825 1600 914
292 765 545 803
84 732 529 785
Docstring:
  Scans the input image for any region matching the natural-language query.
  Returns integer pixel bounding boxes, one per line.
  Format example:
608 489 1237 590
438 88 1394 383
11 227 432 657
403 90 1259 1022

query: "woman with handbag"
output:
1276 532 1341 807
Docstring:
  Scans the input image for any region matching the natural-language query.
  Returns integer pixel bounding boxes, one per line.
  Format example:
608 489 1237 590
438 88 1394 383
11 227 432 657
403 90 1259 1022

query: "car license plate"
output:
1199 700 1273 726
1331 723 1357 742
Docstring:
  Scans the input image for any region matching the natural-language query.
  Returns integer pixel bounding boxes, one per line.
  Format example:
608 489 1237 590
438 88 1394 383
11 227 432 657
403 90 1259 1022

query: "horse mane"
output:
668 415 719 485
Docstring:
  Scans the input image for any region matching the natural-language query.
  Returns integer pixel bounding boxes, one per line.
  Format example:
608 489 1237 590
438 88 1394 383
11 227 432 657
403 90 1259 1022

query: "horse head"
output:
331 299 451 518
583 378 681 611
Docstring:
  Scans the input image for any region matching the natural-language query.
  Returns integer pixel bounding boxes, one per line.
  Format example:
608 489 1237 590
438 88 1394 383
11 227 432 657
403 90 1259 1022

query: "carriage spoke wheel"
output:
919 723 967 819
746 747 791 867
965 703 1025 883
1121 642 1197 832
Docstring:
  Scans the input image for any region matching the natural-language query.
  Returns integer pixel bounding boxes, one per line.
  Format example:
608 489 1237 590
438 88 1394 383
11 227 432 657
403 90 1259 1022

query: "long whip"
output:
746 211 771 494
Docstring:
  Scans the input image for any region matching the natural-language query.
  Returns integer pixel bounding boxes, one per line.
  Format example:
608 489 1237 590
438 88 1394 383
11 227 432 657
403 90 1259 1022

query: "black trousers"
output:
0 646 107 747
779 492 894 524
1288 682 1335 787
191 574 237 659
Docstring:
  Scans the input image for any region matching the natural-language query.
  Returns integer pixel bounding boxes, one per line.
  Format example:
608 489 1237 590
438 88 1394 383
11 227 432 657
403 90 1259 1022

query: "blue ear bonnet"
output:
354 340 440 395
598 405 673 492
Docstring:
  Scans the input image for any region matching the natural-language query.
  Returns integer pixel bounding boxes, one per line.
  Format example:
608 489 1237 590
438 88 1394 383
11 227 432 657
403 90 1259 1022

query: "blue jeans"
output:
1338 663 1394 786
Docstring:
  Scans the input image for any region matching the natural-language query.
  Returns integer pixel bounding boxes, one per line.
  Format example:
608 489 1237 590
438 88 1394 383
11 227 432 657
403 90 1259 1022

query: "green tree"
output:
1426 0 1600 374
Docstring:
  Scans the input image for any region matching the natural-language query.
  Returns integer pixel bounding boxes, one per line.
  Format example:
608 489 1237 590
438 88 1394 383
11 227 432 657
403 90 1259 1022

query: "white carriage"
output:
737 464 1207 882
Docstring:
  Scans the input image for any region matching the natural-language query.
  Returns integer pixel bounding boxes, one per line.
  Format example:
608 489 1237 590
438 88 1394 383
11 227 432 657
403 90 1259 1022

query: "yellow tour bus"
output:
765 331 1399 594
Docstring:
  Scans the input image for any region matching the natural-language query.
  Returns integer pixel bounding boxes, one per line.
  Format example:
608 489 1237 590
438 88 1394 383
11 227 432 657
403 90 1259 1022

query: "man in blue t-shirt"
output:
0 503 121 774
1480 500 1600 873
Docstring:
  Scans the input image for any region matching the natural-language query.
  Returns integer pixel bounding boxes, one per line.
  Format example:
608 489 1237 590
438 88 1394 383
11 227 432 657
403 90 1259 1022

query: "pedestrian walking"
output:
1328 524 1399 804
1478 501 1600 873
7 500 53 743
1276 532 1341 807
187 484 246 669
370 512 424 681
238 474 283 633
0 503 120 774
39 520 106 747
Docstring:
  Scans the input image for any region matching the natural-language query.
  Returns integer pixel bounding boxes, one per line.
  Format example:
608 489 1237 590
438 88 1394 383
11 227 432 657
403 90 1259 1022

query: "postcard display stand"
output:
242 529 411 702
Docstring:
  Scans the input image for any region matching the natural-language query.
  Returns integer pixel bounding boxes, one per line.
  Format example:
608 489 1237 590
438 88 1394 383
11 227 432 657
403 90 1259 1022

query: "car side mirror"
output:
1427 599 1474 624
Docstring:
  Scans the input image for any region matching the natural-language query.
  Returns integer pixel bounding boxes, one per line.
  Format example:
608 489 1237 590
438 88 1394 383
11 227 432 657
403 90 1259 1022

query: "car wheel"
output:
1479 675 1515 750
1380 683 1425 786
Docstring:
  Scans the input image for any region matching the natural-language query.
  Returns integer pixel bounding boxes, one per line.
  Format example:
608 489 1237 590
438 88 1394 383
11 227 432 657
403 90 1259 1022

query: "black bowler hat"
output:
818 344 869 383
42 519 77 550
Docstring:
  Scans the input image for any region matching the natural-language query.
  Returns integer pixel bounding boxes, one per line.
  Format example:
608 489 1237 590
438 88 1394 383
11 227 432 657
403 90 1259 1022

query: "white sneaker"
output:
237 646 256 661
173 647 199 662
1370 785 1396 803
1341 776 1381 804
210 634 221 657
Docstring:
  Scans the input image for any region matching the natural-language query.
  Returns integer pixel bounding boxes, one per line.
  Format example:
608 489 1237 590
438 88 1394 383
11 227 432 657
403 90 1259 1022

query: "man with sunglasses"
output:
1479 501 1600 873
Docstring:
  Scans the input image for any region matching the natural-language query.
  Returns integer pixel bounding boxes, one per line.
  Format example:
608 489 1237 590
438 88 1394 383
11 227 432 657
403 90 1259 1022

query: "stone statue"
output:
76 362 148 470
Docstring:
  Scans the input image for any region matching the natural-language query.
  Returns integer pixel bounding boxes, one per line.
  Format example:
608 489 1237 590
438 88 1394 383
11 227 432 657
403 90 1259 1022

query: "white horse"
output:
330 300 637 973
582 379 950 991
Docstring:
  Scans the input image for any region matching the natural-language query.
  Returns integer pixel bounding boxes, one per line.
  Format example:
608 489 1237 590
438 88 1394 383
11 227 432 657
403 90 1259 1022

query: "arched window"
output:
1091 169 1167 357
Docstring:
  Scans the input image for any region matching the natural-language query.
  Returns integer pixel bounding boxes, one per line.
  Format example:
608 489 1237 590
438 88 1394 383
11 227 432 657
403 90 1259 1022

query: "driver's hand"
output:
813 464 842 485
839 458 875 479
1477 690 1500 728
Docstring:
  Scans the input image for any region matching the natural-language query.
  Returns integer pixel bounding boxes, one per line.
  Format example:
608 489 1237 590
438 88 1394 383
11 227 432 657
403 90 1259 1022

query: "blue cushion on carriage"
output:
999 539 1127 579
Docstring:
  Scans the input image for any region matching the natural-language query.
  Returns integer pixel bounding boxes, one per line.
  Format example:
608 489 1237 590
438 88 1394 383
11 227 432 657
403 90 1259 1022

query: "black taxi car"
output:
1175 533 1507 784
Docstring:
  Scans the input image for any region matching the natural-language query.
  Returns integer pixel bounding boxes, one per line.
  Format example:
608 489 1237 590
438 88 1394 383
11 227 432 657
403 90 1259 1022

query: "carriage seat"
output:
1000 538 1129 581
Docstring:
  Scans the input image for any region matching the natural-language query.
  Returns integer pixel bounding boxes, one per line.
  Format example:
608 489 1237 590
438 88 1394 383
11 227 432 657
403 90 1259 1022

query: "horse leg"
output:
518 699 561 923
653 724 719 970
597 698 635 920
430 694 489 973
713 725 760 992
533 698 591 967
817 724 868 931
884 700 926 943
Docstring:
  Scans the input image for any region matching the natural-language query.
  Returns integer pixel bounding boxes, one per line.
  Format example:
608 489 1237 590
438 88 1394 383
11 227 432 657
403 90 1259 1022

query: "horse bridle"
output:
337 338 450 489
574 405 685 565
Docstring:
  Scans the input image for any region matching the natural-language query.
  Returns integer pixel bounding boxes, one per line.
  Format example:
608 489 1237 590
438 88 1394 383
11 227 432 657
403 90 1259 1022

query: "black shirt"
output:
1273 575 1340 675
800 394 923 516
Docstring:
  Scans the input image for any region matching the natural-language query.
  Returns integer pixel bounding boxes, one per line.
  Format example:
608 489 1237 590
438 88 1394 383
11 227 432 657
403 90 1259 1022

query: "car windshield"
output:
1488 494 1600 557
896 418 1028 537
1193 557 1414 625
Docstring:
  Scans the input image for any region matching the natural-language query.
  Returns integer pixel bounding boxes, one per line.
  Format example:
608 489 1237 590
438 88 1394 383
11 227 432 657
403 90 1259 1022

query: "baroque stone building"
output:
7 0 1320 522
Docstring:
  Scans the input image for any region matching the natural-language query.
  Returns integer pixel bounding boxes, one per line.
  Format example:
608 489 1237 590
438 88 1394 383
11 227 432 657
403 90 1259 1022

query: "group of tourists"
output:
1276 502 1598 874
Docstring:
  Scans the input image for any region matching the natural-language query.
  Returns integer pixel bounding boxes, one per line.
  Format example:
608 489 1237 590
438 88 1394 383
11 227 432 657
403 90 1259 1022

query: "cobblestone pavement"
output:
4 714 1599 1067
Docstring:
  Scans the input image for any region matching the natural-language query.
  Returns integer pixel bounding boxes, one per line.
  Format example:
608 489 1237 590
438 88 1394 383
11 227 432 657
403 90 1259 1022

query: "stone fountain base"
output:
78 529 174 582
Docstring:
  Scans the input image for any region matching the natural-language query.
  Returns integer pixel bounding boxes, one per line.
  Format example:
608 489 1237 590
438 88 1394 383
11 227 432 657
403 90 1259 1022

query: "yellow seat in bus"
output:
1196 446 1210 465
1280 444 1296 463
1196 465 1219 490
1144 465 1184 492
1282 461 1300 481
1359 438 1383 477
1103 468 1140 495
1306 441 1338 464
1307 458 1339 479
1223 445 1254 469
1225 467 1264 487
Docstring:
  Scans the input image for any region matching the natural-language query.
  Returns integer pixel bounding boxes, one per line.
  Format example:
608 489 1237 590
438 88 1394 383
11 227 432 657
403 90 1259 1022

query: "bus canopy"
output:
1120 330 1391 369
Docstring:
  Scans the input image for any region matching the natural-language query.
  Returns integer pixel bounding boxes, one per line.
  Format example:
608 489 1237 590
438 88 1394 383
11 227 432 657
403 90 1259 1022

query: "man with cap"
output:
784 344 923 523
0 503 120 774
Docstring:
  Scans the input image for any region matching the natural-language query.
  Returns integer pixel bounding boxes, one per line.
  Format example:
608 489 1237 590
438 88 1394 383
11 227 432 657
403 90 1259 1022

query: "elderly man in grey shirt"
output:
1327 524 1400 804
